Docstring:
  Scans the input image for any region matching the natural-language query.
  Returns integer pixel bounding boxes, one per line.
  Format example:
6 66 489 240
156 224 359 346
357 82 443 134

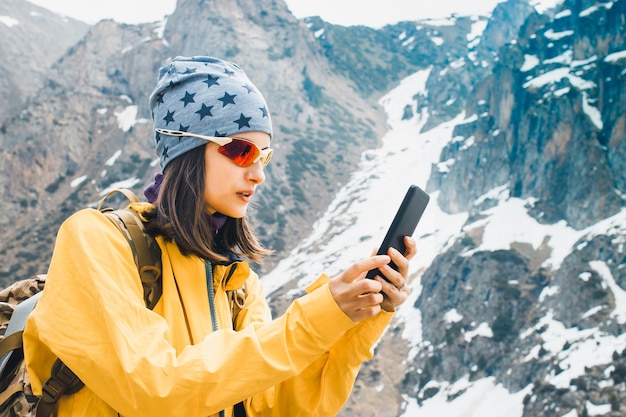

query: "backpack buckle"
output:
41 359 84 404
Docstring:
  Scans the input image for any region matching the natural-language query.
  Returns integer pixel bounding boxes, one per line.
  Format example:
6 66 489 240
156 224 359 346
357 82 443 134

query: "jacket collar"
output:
159 237 250 291
213 260 250 291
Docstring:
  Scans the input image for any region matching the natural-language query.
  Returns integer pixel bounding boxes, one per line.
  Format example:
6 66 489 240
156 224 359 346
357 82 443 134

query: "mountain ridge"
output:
0 0 89 119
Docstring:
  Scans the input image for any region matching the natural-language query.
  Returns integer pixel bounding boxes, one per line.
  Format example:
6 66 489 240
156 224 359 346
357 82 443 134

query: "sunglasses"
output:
156 128 273 167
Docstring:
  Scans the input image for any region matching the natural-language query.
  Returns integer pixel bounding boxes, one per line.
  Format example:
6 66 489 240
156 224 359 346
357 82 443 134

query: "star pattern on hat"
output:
218 92 237 107
163 110 175 126
196 103 214 120
203 75 220 88
180 91 196 107
234 113 252 129
260 106 269 118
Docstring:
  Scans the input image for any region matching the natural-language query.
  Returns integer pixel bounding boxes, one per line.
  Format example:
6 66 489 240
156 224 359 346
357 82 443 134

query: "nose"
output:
246 160 266 184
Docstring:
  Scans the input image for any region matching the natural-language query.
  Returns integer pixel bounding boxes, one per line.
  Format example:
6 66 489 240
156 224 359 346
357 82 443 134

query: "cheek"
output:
203 149 220 209
203 151 237 211
204 155 232 186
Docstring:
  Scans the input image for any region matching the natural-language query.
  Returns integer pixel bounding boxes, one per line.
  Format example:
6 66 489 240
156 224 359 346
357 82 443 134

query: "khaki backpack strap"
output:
0 380 25 410
106 208 162 310
0 331 23 359
97 188 163 310
96 189 139 211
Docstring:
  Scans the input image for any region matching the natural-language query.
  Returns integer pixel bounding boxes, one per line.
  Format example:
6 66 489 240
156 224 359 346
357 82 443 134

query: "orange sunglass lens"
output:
218 139 260 167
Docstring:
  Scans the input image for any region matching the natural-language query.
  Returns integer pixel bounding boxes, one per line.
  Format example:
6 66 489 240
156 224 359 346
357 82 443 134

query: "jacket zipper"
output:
205 261 220 333
205 261 225 417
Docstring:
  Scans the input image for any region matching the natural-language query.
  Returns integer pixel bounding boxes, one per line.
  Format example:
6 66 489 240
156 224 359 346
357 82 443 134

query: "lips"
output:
237 190 254 199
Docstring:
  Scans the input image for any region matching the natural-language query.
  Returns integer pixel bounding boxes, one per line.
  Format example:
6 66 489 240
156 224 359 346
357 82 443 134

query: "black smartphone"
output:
366 185 430 279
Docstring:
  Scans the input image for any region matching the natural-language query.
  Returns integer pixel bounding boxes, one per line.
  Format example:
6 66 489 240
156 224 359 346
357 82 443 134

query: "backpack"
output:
0 189 163 417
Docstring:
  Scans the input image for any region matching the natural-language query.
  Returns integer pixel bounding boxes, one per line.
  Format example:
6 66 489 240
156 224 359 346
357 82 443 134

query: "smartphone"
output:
366 185 430 279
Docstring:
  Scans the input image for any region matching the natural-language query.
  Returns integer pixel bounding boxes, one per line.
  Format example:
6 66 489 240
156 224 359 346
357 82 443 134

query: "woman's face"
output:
203 131 271 218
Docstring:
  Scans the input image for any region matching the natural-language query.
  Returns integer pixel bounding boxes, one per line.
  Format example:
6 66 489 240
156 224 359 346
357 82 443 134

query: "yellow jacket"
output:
24 207 393 416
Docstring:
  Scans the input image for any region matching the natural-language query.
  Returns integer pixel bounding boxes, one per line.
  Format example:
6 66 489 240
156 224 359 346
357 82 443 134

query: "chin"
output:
224 208 247 219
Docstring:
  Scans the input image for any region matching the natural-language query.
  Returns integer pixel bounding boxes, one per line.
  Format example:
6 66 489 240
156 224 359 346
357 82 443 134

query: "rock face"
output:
408 0 626 416
430 0 625 230
0 0 89 118
1 0 625 416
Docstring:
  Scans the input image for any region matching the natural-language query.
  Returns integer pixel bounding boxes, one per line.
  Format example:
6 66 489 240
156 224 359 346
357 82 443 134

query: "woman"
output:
24 56 415 417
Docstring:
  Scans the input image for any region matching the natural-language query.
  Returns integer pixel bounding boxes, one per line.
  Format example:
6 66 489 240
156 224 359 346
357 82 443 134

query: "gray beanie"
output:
149 56 273 170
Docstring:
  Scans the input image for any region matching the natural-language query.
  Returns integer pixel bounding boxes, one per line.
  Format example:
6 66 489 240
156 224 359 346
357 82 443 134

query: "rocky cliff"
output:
0 0 88 118
412 0 626 415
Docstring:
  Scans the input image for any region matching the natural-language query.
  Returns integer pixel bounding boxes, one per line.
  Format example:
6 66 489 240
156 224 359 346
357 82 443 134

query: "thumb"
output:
337 255 391 284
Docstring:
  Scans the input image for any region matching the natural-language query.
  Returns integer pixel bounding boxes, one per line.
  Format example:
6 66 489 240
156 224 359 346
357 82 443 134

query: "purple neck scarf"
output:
144 173 163 204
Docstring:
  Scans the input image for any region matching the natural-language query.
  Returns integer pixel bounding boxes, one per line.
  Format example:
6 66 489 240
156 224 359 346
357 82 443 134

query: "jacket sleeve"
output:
24 208 369 417
238 270 394 416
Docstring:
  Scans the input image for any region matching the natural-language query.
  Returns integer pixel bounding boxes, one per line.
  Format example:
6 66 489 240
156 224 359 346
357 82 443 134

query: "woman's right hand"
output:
328 255 390 322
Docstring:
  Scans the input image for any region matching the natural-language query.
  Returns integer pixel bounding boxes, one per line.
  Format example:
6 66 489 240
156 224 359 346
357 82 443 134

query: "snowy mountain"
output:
267 1 626 416
323 58 623 417
262 68 466 296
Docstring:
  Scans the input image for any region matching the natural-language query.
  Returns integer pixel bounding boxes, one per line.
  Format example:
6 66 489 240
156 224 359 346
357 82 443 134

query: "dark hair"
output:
143 144 271 263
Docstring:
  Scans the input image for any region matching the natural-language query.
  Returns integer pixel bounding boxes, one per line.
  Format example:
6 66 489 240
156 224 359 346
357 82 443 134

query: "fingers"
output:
403 236 417 260
372 239 415 311
370 237 416 278
374 275 410 313
375 275 410 294
381 247 409 285
328 273 385 322
350 290 385 321
336 255 390 284
328 242 417 322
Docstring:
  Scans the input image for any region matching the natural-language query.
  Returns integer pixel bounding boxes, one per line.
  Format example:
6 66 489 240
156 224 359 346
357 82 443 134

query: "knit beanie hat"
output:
149 56 273 170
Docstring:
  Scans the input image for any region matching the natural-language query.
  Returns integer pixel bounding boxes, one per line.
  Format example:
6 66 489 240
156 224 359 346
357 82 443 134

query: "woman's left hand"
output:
373 236 417 312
